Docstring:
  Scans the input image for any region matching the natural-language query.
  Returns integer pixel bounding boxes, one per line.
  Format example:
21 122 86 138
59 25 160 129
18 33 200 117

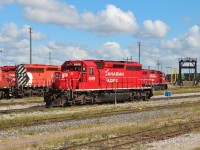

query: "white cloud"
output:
39 41 132 64
19 0 79 26
0 0 14 6
139 20 169 39
39 42 94 65
0 23 47 65
185 25 200 48
161 38 182 49
0 23 19 42
150 25 200 72
16 1 138 35
0 23 46 42
94 42 131 60
161 25 200 49
0 22 134 65
79 5 138 35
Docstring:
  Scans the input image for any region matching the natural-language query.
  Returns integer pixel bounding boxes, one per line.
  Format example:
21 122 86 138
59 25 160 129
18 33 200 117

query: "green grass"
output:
154 85 200 95
0 96 44 104
0 106 129 130
35 117 200 149
2 100 200 149
1 99 200 130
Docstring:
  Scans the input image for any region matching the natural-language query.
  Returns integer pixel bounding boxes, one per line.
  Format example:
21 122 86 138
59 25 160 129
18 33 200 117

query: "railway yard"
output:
0 86 200 149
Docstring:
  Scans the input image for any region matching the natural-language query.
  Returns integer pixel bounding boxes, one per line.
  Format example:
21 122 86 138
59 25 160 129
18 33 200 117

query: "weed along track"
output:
1 92 200 113
63 120 200 150
1 99 200 130
0 92 199 113
0 105 45 114
1 93 200 149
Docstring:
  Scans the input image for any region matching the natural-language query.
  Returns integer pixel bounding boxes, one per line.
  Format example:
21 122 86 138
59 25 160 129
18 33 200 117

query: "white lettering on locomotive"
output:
149 74 156 78
105 69 124 76
74 63 81 66
106 78 118 83
8 74 16 82
62 73 68 78
88 76 95 81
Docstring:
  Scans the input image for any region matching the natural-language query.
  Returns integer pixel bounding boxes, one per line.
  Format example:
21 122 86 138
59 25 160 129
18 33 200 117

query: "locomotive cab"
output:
54 60 99 90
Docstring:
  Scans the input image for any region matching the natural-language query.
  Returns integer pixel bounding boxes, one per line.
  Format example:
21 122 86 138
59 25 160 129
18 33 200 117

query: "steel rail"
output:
1 93 199 114
62 120 200 150
1 97 200 130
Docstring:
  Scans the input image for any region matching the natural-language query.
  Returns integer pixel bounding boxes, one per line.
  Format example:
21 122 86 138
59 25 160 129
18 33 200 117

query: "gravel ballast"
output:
0 92 200 149
145 133 200 150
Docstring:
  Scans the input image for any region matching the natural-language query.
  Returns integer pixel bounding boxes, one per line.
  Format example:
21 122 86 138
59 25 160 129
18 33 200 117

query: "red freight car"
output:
142 69 168 90
0 66 15 98
14 64 61 97
44 60 153 107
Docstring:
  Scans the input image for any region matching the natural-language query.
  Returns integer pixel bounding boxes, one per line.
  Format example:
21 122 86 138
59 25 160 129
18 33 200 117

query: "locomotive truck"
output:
0 64 61 98
44 60 153 107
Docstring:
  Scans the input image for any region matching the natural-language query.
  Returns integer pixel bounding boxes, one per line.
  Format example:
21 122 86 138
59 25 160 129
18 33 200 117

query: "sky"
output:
0 0 200 74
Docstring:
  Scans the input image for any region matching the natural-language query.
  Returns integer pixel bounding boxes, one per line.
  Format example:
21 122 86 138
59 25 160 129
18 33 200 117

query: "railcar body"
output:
14 64 61 97
0 64 61 98
142 69 168 90
0 66 15 98
44 60 153 107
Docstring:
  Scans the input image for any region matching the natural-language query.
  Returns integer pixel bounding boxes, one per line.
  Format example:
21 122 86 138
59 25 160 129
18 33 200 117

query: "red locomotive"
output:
0 66 16 98
0 64 61 98
142 69 168 90
44 60 153 107
14 64 61 97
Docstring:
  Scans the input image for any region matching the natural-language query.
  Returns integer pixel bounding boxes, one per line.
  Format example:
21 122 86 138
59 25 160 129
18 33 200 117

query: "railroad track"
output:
1 98 200 130
0 93 199 114
0 100 43 106
61 120 200 150
151 93 200 100
0 105 45 114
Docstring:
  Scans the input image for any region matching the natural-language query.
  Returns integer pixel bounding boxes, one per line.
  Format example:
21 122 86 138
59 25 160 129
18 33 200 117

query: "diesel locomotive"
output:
142 69 168 90
44 60 154 107
0 64 61 98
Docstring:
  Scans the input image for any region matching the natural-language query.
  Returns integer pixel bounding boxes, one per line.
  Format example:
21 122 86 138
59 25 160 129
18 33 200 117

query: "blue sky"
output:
0 0 200 73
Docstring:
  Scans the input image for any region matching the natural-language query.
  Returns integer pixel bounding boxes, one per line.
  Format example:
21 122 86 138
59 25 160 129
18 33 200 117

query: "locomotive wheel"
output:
142 95 146 101
46 101 53 108
136 92 141 101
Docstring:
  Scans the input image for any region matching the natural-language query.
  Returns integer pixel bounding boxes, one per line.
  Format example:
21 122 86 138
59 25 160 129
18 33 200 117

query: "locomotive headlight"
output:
55 72 60 79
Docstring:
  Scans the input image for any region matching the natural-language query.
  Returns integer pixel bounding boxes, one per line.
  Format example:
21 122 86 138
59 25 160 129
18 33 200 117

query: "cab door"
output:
82 66 87 82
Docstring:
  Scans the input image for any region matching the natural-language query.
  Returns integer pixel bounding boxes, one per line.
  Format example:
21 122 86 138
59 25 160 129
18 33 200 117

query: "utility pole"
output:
156 60 160 70
29 28 33 64
49 52 51 65
161 61 162 71
156 60 162 71
137 41 141 63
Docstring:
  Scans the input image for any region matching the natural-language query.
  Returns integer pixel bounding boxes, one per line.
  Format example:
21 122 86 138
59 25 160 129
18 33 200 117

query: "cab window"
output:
89 67 94 75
